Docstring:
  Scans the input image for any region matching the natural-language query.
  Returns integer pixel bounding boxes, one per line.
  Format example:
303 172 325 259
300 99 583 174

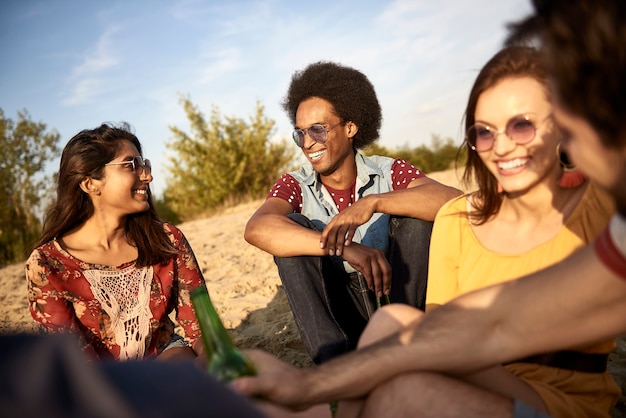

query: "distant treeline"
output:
362 135 467 175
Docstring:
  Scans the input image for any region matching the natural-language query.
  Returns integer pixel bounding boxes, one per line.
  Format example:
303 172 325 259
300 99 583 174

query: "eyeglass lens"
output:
292 124 330 148
133 156 151 174
468 116 536 152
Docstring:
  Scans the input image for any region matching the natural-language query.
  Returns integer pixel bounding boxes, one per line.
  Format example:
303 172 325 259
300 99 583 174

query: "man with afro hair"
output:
245 61 460 364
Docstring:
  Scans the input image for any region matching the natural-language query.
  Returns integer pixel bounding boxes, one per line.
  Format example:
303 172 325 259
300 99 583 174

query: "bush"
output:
163 97 296 221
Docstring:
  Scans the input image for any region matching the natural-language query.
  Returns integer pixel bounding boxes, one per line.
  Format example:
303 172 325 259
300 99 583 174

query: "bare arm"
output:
374 176 462 221
245 197 393 293
321 177 461 256
233 244 626 408
244 198 326 257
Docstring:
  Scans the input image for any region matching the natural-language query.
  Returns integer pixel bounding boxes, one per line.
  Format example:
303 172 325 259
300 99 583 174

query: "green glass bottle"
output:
190 284 257 382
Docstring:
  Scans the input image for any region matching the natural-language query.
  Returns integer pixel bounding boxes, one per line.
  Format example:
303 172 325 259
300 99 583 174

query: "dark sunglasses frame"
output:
292 121 344 148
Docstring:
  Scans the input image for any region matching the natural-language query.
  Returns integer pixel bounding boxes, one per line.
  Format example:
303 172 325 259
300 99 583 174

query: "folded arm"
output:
320 177 461 256
245 197 393 295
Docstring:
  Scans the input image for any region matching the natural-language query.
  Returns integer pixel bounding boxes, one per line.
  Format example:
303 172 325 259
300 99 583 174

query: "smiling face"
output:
473 76 560 194
295 97 355 180
92 140 153 217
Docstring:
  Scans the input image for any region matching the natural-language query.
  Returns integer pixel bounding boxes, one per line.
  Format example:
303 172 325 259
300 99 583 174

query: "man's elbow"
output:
446 186 463 200
433 184 462 206
243 220 260 246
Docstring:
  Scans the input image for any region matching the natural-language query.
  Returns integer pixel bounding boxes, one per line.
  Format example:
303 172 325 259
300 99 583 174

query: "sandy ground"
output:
1 167 624 416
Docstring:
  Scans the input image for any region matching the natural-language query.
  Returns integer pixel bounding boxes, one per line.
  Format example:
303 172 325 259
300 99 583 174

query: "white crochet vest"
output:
84 265 153 360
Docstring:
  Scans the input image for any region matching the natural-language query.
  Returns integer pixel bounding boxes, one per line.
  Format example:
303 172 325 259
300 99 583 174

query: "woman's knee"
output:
364 372 514 418
361 372 436 417
357 304 423 348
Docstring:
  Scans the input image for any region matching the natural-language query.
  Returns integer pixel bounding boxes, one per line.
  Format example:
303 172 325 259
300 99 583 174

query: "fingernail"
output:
377 291 383 297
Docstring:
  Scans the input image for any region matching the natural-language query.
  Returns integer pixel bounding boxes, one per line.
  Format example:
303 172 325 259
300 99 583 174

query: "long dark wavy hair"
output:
461 46 549 224
282 61 382 149
35 123 178 267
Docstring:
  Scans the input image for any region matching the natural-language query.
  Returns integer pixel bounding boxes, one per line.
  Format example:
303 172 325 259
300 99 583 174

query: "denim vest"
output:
289 153 394 273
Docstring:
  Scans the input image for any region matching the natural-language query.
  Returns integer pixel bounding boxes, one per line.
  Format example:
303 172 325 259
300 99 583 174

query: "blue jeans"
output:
275 213 433 364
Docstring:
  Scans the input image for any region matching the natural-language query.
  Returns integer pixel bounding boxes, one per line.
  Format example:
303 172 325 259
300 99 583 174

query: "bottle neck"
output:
190 285 236 355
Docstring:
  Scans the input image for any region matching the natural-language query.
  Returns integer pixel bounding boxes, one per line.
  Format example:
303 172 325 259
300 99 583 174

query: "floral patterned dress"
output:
26 224 205 360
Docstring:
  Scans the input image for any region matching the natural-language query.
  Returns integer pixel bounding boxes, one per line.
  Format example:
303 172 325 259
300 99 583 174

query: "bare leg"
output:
362 371 513 418
267 304 546 418
358 304 422 347
336 305 424 418
338 304 547 417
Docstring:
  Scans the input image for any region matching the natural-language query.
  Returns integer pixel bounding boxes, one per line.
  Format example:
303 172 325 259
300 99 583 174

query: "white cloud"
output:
62 26 120 105
62 79 107 106
198 47 243 84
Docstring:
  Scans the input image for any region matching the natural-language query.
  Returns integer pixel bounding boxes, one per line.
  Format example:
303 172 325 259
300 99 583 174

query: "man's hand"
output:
230 349 313 410
320 196 377 256
342 243 391 297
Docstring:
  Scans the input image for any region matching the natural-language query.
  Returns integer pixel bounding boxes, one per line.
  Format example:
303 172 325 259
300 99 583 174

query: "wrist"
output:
302 366 337 407
360 194 380 212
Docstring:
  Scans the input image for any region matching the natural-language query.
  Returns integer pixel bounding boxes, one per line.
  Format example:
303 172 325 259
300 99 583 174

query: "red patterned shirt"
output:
268 158 425 212
26 224 204 360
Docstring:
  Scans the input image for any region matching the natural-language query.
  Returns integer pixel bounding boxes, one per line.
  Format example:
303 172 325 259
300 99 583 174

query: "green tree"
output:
164 96 296 220
0 108 60 265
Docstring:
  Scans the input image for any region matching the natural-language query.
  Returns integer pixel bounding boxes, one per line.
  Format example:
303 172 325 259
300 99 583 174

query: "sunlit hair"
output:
507 0 626 149
461 46 549 224
35 122 178 267
282 61 382 149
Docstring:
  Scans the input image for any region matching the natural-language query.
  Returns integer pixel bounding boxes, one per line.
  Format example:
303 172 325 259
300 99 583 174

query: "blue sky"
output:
1 0 531 197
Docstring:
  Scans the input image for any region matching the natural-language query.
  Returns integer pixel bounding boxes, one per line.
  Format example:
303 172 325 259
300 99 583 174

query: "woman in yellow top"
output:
425 46 619 418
